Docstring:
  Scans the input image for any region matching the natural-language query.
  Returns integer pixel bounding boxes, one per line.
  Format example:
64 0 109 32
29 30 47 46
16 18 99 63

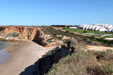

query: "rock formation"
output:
0 26 64 46
0 26 47 45
0 26 36 40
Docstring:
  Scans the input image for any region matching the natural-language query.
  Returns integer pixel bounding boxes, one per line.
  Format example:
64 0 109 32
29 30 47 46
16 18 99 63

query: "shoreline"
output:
0 38 28 42
0 41 50 75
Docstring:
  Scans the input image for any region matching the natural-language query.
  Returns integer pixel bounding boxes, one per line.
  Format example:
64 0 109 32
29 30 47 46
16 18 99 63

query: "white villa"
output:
79 24 113 32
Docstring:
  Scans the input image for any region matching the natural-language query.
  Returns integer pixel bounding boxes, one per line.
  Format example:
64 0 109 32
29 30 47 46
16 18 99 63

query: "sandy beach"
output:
0 41 50 75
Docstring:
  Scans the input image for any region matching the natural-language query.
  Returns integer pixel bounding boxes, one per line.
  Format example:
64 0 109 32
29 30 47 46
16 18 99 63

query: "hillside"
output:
0 26 113 75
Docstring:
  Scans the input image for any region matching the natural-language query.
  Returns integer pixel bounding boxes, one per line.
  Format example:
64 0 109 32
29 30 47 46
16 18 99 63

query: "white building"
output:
79 24 113 32
69 27 77 29
99 28 107 32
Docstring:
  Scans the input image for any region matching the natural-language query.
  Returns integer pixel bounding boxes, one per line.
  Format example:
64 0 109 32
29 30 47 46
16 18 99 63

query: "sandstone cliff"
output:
0 26 37 40
0 26 65 47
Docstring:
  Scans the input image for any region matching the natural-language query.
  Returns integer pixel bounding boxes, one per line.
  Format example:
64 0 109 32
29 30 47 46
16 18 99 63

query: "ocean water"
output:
0 41 8 50
0 41 11 63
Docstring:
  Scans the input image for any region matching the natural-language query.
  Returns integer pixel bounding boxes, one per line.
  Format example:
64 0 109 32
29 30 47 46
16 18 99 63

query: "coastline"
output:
0 38 28 42
0 49 11 64
0 40 50 75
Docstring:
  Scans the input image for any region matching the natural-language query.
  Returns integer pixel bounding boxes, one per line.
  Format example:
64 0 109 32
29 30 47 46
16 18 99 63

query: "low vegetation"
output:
64 28 113 45
96 50 113 60
42 27 74 37
43 27 113 46
47 50 113 75
89 36 113 46
40 27 113 75
64 28 110 34
7 32 19 37
42 27 88 45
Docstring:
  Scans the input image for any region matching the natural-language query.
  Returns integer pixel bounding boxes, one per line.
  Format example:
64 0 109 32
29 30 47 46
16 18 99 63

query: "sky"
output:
0 0 113 25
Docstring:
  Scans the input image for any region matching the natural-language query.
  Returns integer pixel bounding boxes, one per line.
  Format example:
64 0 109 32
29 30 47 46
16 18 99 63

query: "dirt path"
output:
86 45 113 51
0 41 50 75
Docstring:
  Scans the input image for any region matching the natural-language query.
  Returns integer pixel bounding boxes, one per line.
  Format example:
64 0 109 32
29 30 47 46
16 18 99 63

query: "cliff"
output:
20 43 75 75
0 26 47 45
0 26 64 46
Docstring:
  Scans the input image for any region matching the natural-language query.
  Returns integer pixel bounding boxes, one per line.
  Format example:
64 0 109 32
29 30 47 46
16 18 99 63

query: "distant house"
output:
99 28 107 32
95 26 101 31
79 24 113 32
105 38 113 40
69 27 77 29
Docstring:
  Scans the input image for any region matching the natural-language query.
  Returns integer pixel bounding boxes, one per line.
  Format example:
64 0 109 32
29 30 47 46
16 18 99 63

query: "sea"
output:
0 41 11 63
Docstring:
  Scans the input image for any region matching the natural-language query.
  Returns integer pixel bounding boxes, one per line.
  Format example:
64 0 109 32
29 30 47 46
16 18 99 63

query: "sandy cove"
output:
0 41 51 75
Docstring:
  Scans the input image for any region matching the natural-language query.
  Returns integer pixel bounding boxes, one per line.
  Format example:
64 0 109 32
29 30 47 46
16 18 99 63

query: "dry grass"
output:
46 50 113 75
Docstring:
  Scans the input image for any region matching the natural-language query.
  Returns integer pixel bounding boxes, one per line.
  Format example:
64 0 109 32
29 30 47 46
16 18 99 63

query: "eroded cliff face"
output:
0 26 65 46
0 26 46 44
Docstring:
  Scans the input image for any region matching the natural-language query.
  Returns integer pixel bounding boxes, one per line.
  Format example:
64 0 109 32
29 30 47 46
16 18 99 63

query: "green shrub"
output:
45 51 53 56
64 38 78 46
96 50 113 60
97 38 107 43
7 32 19 37
87 41 92 44
46 51 93 75
89 35 95 40
47 61 87 75
46 49 113 75
96 52 105 60
42 28 74 37
87 65 104 75
72 50 92 61
96 38 113 45
83 31 87 33
47 39 53 43
103 63 113 74
57 37 62 40
64 39 71 43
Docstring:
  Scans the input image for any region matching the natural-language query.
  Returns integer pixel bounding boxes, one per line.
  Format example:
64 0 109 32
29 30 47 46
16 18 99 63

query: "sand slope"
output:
0 41 49 75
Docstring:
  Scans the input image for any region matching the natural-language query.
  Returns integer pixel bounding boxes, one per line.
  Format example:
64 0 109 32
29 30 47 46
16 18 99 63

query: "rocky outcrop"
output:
0 26 47 45
0 26 65 46
0 26 37 40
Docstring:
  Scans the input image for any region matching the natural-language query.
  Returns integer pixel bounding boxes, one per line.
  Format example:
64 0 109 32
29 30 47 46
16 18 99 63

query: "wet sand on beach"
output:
0 41 50 75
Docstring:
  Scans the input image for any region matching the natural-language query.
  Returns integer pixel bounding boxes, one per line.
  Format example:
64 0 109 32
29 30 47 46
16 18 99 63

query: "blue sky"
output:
0 0 113 25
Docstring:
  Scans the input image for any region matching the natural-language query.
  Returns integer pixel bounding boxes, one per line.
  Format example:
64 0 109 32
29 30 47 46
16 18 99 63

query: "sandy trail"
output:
0 41 50 75
86 45 113 51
